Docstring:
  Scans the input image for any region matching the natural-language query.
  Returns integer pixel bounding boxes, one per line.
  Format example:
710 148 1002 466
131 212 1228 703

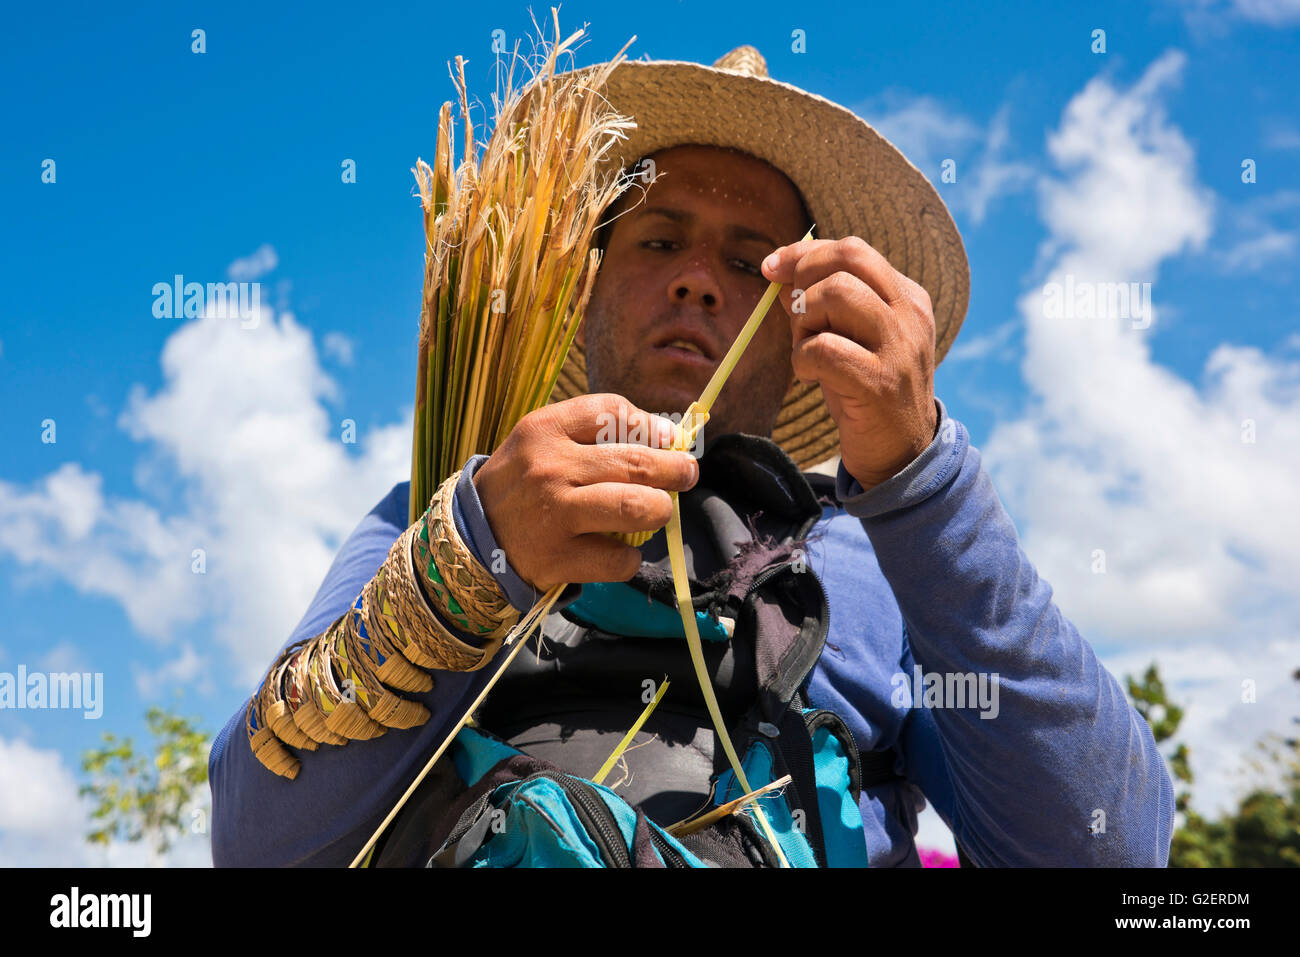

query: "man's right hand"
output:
471 394 701 592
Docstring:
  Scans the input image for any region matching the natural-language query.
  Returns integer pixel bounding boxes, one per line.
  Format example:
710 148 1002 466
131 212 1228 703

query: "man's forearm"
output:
208 476 512 867
839 401 1175 866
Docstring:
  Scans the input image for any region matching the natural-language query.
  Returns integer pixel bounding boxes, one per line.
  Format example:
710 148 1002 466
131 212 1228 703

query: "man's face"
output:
579 145 811 440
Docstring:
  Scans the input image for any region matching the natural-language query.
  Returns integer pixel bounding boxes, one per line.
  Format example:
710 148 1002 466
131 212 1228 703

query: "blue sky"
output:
2 0 1298 864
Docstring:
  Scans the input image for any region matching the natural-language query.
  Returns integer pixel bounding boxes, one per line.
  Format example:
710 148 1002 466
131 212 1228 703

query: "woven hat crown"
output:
712 45 768 75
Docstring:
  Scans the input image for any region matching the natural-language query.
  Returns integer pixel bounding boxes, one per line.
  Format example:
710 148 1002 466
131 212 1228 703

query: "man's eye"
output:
639 241 759 276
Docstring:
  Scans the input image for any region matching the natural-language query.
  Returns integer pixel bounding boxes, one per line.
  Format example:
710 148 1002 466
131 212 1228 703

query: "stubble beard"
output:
581 298 788 442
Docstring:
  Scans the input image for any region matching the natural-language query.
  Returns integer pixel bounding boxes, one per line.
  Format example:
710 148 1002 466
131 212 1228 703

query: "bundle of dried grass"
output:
408 10 638 523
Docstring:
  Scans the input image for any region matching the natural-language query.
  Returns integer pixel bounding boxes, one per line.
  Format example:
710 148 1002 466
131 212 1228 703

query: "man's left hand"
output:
762 237 938 491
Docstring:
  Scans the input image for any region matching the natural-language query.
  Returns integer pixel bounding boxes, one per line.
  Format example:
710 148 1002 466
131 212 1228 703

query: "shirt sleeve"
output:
837 399 1175 866
208 480 511 867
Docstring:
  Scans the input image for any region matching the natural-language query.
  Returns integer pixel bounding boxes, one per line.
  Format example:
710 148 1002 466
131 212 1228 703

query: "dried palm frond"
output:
409 9 638 523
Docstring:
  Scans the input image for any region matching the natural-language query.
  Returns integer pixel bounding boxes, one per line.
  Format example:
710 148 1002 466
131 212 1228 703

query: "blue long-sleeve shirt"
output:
208 399 1174 866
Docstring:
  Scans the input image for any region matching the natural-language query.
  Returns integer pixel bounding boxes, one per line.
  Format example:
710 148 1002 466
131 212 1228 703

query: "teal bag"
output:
423 699 879 868
426 726 705 868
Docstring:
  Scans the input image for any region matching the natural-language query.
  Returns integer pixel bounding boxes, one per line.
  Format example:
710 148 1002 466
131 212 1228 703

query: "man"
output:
209 46 1173 867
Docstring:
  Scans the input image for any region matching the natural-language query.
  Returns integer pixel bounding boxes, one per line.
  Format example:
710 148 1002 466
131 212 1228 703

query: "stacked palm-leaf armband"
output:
246 470 521 778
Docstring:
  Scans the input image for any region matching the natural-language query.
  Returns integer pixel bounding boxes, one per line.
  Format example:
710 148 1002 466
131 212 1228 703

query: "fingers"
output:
763 239 900 355
485 393 702 590
762 236 905 305
786 270 893 353
564 483 676 536
573 442 699 492
546 393 679 448
790 331 884 394
761 238 937 377
544 533 643 586
532 392 699 491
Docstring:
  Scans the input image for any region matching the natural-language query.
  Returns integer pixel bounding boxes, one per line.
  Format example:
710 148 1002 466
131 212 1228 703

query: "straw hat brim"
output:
548 54 970 471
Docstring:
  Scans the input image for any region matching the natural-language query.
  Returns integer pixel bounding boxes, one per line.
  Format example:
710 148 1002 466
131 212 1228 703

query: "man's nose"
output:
667 261 723 312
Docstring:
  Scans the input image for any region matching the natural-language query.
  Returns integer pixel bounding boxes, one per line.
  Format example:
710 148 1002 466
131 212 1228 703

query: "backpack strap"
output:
858 748 902 787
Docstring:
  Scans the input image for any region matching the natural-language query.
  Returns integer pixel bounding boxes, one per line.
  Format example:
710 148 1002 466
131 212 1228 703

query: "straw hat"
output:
548 45 970 471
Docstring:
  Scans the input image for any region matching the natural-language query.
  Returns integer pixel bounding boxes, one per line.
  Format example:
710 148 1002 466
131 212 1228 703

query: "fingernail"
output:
763 251 780 272
650 414 675 447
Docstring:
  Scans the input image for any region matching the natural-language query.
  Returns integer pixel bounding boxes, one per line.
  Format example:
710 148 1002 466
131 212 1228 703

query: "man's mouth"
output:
649 328 720 366
664 338 707 356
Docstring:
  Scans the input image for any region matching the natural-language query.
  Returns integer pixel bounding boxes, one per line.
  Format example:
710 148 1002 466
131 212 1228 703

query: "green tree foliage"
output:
1126 664 1300 867
80 706 211 856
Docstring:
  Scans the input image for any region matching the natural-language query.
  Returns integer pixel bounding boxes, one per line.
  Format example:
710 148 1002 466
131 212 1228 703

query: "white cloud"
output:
1036 51 1211 274
1227 0 1300 24
1217 189 1300 273
1221 229 1297 270
37 642 89 674
1264 121 1300 151
858 91 980 163
857 93 1035 226
0 463 202 642
84 392 111 419
964 106 1034 224
979 50 1300 816
1177 0 1300 26
0 304 411 686
0 735 211 866
322 330 356 366
226 243 279 281
0 736 82 838
944 319 1019 363
133 643 210 700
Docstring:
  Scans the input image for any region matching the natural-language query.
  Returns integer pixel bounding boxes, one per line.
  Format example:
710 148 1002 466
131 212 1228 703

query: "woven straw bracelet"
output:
260 640 318 752
338 622 431 730
287 634 349 746
360 566 439 670
245 680 301 780
306 624 387 742
379 522 505 672
247 636 326 776
309 588 433 734
246 482 511 773
248 609 395 775
314 599 433 738
347 585 434 694
248 591 433 774
415 470 520 641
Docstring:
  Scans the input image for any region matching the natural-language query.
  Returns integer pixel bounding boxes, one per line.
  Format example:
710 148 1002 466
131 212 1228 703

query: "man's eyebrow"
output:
640 205 779 249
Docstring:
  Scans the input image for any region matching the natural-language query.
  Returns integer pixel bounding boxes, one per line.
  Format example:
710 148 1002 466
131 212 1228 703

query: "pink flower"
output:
918 846 960 868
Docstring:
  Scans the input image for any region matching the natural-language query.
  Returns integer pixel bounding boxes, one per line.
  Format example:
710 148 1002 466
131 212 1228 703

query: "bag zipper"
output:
745 558 832 643
521 770 631 868
646 821 692 868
